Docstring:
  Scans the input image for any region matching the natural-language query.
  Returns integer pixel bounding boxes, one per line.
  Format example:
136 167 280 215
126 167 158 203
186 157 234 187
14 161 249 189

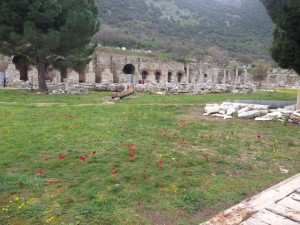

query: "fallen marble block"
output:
238 110 260 118
255 116 273 121
205 106 220 114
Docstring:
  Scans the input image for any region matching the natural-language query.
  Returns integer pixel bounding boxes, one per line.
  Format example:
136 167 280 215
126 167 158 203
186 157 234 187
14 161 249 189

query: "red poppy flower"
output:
92 151 96 155
66 198 72 203
143 175 147 180
59 155 65 160
112 168 117 173
172 133 178 138
133 178 139 182
80 156 86 161
44 157 49 162
256 135 261 139
143 169 146 173
130 153 135 158
37 169 44 175
205 157 209 161
18 181 24 187
136 202 142 207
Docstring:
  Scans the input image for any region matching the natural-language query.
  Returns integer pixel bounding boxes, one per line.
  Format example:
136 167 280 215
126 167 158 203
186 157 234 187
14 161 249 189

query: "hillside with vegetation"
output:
94 0 273 61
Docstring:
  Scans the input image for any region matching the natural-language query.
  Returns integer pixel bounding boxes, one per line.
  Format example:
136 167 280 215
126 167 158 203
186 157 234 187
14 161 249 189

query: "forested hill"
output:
95 0 273 59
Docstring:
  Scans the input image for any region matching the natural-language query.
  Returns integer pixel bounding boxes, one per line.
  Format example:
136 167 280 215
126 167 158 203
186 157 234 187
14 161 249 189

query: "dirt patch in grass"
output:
136 209 187 225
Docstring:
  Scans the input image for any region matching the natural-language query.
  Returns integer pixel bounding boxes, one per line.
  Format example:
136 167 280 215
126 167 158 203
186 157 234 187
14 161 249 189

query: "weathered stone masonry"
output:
0 52 299 91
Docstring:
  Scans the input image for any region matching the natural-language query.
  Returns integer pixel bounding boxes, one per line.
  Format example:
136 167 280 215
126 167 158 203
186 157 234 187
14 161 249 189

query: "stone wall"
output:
0 53 299 91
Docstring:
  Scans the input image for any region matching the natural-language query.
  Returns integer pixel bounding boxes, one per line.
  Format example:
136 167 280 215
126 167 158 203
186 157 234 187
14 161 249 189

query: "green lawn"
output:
0 90 299 225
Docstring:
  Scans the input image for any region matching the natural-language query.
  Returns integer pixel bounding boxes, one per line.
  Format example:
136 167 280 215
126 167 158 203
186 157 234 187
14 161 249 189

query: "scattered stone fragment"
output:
205 106 220 115
255 117 273 121
238 110 260 118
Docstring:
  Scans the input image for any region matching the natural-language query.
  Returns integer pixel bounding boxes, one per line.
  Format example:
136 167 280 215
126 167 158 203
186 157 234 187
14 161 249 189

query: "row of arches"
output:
123 64 184 84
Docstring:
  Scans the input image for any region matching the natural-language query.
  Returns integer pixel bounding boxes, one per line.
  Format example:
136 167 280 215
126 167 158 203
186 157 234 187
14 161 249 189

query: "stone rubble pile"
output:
134 83 255 94
204 102 300 124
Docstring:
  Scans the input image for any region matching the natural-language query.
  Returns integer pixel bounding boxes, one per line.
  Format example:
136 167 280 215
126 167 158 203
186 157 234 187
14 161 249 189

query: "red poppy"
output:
59 155 65 160
143 169 146 173
133 178 139 182
112 168 117 173
256 135 261 139
136 202 142 207
92 151 96 155
66 198 72 203
143 175 147 180
80 156 86 161
38 169 44 175
156 160 163 165
18 181 24 187
172 133 178 138
44 157 49 162
130 153 135 158
205 157 209 161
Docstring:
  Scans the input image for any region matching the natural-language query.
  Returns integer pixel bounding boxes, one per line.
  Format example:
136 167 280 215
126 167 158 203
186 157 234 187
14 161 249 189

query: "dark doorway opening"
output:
12 56 29 81
155 71 161 83
123 64 135 74
177 73 183 83
204 73 208 83
142 71 148 80
168 72 172 83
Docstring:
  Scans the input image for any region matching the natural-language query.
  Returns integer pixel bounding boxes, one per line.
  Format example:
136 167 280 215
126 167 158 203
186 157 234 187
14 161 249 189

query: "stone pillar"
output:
235 68 239 85
223 69 226 84
297 93 300 110
276 73 280 87
162 68 168 83
186 63 190 83
244 68 248 84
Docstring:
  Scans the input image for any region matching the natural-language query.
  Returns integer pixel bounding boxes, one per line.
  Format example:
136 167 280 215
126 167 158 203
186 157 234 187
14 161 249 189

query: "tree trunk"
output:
36 56 48 92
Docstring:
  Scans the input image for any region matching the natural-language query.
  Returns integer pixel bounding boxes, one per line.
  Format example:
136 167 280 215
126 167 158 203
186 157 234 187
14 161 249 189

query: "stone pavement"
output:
201 173 300 225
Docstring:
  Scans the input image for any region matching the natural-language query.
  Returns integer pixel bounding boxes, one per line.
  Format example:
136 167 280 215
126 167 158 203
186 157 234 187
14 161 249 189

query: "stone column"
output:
244 68 248 84
297 93 300 110
235 68 239 85
223 69 226 84
276 73 280 87
186 63 190 83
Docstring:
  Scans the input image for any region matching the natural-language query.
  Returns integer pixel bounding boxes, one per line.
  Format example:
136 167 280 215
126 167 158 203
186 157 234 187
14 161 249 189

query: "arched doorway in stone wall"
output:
12 56 29 81
155 71 161 83
123 64 135 83
204 73 208 83
141 71 148 80
177 72 183 83
79 71 86 83
60 69 68 82
95 67 102 83
168 72 172 83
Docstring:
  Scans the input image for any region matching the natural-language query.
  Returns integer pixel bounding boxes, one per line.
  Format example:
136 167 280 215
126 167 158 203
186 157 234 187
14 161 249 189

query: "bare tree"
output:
251 59 271 88
206 46 228 67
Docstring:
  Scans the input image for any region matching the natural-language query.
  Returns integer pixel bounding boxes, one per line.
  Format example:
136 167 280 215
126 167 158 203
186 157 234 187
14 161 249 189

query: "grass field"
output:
0 90 299 225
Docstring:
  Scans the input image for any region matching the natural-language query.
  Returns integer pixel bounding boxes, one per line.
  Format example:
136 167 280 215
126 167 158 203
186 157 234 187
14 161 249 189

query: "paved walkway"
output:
201 173 300 225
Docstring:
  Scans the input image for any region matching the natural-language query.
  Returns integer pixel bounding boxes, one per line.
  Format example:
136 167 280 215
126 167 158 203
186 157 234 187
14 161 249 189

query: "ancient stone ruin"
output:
0 51 299 94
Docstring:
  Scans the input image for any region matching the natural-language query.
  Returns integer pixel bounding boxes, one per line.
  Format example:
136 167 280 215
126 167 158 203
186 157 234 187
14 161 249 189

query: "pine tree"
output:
0 0 99 91
260 0 300 75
